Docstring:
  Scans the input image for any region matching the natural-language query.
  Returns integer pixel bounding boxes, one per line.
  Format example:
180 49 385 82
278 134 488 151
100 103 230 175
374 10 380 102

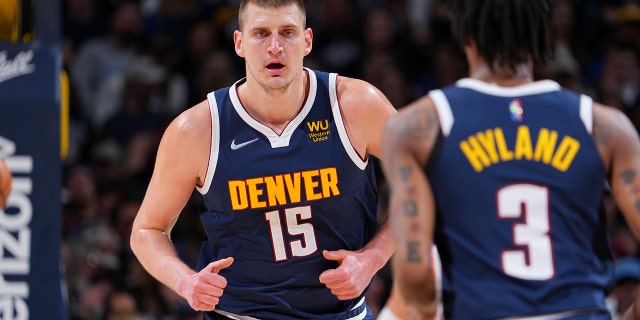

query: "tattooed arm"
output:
380 95 441 319
593 103 640 320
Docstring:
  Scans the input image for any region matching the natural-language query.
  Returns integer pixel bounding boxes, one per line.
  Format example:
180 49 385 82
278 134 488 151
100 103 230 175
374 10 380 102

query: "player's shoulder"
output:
592 101 637 140
336 75 385 101
165 100 211 141
335 75 394 112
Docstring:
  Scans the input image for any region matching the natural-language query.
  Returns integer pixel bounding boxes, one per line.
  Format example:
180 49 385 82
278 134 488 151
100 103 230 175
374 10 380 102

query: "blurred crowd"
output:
60 0 640 319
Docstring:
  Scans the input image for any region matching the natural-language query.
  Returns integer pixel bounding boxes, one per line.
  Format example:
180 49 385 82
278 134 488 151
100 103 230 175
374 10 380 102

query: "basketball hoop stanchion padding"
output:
0 0 67 319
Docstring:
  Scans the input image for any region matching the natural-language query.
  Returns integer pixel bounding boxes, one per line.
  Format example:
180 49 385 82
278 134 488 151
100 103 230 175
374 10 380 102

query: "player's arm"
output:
593 103 640 320
318 76 397 300
130 101 232 311
348 78 398 272
380 96 440 319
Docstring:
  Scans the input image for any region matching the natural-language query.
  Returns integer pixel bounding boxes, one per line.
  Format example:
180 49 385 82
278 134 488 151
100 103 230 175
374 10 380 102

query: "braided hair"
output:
448 0 554 72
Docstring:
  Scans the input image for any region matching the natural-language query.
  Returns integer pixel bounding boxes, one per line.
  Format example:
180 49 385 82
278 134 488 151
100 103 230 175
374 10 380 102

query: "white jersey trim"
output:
329 73 368 170
579 95 593 134
197 92 222 195
456 78 561 97
429 89 454 137
229 68 317 148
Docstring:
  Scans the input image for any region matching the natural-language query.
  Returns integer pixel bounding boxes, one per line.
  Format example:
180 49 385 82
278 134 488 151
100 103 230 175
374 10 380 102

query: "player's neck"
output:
468 62 533 87
238 70 309 134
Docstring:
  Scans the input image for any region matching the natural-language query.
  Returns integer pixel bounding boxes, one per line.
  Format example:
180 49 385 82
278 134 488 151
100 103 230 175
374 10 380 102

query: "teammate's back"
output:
382 0 640 319
428 79 612 318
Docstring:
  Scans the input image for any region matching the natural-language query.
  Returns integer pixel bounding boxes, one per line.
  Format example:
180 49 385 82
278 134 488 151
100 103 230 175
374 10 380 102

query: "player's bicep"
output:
382 101 438 263
135 109 210 233
598 104 640 239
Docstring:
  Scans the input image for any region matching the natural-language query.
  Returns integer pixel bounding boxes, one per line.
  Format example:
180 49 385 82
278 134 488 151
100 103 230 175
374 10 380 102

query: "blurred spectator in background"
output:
71 1 146 130
103 289 144 320
311 0 363 77
63 0 109 48
594 41 640 111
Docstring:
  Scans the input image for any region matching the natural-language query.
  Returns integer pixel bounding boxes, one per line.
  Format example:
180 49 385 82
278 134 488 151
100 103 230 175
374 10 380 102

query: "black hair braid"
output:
449 0 553 72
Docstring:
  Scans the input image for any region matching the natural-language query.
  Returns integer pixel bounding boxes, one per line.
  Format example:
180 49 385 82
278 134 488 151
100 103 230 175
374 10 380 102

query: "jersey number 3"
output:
265 206 318 261
498 184 554 280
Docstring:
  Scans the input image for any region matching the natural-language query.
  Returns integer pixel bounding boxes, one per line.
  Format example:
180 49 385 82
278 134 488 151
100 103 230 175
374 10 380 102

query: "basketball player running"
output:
130 0 396 319
381 0 640 319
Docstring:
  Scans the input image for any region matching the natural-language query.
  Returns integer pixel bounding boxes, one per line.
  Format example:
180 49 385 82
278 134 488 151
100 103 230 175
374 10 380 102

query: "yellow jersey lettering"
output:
246 177 267 209
494 128 514 161
476 129 500 164
227 168 343 210
514 125 533 160
460 136 491 172
320 168 340 197
533 128 558 164
307 120 329 132
264 175 288 207
284 172 302 204
302 170 322 201
229 180 249 210
460 126 580 172
551 136 580 172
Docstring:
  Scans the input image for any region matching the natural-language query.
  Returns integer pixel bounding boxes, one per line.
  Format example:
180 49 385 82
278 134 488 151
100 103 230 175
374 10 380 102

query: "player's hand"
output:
319 250 372 300
182 257 234 311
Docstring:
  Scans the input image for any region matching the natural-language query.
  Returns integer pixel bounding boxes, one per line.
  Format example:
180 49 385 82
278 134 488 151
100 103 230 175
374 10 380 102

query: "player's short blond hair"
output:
238 0 306 31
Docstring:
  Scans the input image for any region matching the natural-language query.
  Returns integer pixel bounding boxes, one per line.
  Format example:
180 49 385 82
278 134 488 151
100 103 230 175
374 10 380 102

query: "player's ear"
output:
234 30 245 58
304 28 313 56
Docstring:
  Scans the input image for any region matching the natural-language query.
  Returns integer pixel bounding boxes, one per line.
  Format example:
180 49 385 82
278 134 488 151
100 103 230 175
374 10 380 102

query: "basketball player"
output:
377 246 441 320
381 0 640 319
130 0 396 319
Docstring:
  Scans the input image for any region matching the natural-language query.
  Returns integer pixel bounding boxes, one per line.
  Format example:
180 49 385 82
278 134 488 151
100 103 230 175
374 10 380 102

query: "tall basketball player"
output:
130 0 397 319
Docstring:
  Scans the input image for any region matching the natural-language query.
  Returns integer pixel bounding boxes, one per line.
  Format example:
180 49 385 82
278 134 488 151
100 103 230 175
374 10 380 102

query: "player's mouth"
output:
266 63 285 73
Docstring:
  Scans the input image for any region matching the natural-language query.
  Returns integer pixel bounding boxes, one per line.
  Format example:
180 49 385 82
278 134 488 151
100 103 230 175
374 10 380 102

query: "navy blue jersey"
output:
195 69 378 319
428 79 613 319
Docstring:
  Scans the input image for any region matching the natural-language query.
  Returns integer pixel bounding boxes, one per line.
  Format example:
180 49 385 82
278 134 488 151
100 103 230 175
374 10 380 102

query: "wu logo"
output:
306 120 329 132
306 120 331 142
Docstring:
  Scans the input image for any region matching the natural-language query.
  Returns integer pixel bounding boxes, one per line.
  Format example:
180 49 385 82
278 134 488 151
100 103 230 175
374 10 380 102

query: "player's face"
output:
234 3 312 91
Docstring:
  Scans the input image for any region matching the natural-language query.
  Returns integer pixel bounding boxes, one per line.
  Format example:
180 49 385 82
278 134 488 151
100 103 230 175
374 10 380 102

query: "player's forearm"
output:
395 258 439 319
130 228 196 296
622 301 640 320
359 222 395 272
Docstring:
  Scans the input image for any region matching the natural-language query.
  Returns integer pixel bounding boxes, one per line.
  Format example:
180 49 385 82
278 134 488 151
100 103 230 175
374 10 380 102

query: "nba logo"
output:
509 99 523 122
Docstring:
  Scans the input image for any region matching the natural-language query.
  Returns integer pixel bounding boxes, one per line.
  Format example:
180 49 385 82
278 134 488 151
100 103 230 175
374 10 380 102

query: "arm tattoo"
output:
592 114 612 148
400 107 439 142
407 241 422 263
621 169 637 185
403 199 417 217
400 165 412 182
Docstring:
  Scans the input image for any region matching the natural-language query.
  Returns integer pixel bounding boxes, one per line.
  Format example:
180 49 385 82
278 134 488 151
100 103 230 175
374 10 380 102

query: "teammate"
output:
129 0 396 319
381 0 640 319
378 246 441 320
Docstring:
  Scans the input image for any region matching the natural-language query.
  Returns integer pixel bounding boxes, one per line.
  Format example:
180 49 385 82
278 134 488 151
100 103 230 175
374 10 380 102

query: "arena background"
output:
0 0 67 319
